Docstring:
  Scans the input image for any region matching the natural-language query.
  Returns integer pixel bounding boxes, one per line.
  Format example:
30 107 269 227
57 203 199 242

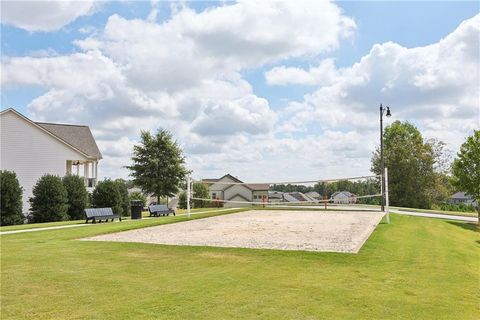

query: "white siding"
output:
225 195 251 208
1 111 88 213
209 176 240 193
252 191 268 202
224 184 252 202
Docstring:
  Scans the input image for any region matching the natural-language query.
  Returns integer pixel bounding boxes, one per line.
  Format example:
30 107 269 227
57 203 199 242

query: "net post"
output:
186 176 191 219
385 168 390 224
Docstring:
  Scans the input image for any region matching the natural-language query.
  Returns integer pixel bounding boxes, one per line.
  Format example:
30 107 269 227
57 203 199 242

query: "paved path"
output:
391 209 478 223
265 204 478 223
0 208 240 235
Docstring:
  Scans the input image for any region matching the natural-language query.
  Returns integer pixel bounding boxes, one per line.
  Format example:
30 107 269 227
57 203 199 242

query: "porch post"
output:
66 160 72 175
95 161 98 185
84 162 89 186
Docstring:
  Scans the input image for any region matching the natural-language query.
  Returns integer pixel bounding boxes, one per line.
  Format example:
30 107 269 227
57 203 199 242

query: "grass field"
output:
0 207 227 232
1 210 479 319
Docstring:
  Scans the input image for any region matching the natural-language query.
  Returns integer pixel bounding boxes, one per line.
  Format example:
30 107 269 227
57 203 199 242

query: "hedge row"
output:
0 171 136 225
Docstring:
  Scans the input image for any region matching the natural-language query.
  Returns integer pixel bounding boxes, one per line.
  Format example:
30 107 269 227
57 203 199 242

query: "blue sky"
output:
1 1 479 180
2 1 478 113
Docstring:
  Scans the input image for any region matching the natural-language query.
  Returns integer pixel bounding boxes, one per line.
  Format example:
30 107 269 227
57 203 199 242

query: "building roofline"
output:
1 108 98 160
35 121 89 128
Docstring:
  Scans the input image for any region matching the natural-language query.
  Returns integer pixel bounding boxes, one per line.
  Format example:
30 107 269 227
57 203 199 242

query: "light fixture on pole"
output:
380 104 391 212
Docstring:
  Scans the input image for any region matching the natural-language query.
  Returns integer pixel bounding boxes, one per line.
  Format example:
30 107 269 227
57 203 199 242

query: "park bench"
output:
84 208 122 223
148 204 175 217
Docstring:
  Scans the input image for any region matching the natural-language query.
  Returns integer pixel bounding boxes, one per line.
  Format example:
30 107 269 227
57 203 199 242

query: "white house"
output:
448 192 477 206
202 174 269 207
0 108 102 213
331 191 357 204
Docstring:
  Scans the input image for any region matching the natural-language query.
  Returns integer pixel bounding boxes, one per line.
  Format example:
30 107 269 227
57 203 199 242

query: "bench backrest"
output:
148 204 170 213
85 208 115 218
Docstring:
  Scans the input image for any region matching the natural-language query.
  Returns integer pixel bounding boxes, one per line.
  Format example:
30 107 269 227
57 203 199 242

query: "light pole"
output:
380 104 391 211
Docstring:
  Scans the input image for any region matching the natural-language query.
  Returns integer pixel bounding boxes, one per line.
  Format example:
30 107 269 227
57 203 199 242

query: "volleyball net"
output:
185 170 390 222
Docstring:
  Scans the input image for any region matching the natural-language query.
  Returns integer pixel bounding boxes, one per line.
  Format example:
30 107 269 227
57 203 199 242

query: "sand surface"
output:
83 210 384 253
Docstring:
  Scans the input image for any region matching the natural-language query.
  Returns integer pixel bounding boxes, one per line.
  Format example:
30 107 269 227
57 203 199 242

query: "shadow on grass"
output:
446 221 479 233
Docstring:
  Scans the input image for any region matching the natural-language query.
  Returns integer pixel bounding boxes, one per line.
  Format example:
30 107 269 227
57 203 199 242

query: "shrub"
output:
62 174 88 220
0 170 24 226
431 203 477 213
115 179 130 216
129 191 147 207
91 180 122 215
178 191 188 209
29 174 68 223
193 183 210 208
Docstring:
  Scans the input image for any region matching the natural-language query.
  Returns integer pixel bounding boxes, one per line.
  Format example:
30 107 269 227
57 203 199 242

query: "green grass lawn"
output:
0 207 228 232
1 211 479 319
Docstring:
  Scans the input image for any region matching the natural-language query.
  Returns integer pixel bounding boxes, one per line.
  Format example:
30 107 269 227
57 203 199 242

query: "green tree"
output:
193 183 210 208
62 174 88 220
371 121 436 208
114 179 130 216
91 180 123 215
0 170 24 226
29 174 68 223
127 129 188 203
129 191 147 207
426 139 454 205
451 130 480 224
178 191 188 209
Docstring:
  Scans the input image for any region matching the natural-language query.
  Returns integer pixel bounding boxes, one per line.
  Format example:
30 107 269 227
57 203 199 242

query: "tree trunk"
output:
157 195 160 205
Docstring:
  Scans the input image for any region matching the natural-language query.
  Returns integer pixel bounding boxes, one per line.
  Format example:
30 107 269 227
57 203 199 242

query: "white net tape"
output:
191 174 381 186
189 174 384 210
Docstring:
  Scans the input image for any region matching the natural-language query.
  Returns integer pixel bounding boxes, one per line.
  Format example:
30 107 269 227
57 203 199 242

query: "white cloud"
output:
1 0 98 32
277 14 480 155
3 3 477 182
265 59 341 86
2 1 355 178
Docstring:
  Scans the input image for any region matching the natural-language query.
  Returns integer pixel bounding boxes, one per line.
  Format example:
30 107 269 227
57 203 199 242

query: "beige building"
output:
0 108 102 212
202 174 269 207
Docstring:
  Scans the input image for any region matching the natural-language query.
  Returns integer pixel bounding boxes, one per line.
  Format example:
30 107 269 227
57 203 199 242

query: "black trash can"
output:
131 200 143 220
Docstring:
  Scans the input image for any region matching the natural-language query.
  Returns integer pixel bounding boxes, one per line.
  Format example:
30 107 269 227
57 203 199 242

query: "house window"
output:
212 192 217 199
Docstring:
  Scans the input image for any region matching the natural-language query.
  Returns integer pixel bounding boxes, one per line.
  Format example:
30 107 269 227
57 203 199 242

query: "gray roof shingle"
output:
36 122 102 159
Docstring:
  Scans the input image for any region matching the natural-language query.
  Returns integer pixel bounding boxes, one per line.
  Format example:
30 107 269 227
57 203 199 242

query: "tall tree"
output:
192 183 210 208
29 174 68 223
114 178 130 216
0 170 24 226
451 130 480 224
91 180 123 215
371 121 436 208
62 174 88 220
127 129 188 203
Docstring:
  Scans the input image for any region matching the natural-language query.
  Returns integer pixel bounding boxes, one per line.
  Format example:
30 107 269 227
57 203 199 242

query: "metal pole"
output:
385 167 390 224
186 176 191 219
380 104 385 212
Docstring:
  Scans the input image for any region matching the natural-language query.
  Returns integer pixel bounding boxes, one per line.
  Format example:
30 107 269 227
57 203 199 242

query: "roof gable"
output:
36 122 102 159
1 108 101 159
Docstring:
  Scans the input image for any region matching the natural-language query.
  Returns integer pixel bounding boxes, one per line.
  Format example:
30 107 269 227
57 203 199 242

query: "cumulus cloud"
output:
1 0 98 32
276 14 480 154
2 1 355 178
3 2 477 182
265 59 341 86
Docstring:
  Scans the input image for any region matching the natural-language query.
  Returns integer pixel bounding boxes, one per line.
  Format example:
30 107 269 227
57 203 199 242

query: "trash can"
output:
131 200 143 220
